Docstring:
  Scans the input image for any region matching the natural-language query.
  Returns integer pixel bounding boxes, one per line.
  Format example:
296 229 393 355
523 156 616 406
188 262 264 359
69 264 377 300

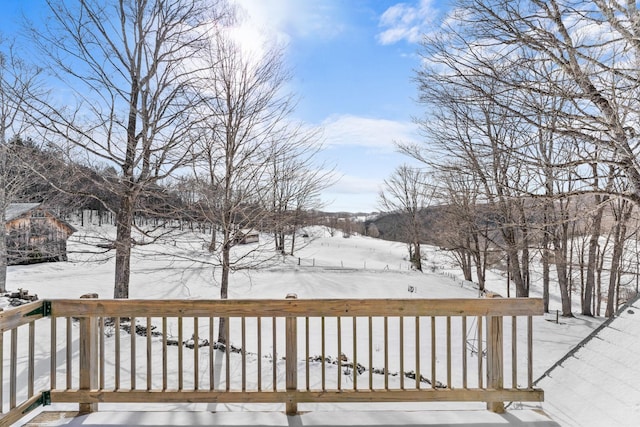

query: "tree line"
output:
377 0 640 318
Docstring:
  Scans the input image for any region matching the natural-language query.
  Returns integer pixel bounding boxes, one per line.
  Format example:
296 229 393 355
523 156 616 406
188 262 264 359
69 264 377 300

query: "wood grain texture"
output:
49 298 544 318
0 301 45 333
50 388 543 404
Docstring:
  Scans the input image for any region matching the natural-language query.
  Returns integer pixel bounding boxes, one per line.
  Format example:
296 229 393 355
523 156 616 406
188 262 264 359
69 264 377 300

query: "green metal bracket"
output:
24 301 52 318
22 390 51 415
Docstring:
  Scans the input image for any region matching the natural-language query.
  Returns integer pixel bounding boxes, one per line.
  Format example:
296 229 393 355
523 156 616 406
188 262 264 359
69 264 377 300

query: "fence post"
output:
79 294 99 414
486 314 504 413
285 293 298 415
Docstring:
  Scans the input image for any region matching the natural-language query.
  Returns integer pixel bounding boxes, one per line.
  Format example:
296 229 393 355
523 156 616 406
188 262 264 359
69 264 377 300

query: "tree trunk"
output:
596 241 607 316
541 225 550 313
0 216 6 293
208 225 216 252
471 232 486 291
113 195 134 299
506 245 527 297
413 242 422 271
218 237 231 344
606 222 626 317
553 238 572 317
584 199 604 316
0 147 7 293
290 228 296 256
606 201 632 317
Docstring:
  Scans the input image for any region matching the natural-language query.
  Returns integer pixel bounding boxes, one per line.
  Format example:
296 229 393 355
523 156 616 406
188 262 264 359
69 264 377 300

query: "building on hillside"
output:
5 203 77 265
234 228 259 245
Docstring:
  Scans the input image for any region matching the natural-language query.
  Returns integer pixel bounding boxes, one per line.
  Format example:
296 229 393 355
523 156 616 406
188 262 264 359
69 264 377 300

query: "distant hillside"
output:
366 205 447 245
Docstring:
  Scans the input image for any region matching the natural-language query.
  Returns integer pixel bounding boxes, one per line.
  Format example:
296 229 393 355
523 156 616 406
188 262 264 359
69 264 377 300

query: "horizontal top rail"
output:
0 300 46 332
49 298 544 318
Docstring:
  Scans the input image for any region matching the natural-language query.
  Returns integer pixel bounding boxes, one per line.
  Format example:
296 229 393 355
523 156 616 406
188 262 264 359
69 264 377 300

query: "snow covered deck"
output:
25 408 558 426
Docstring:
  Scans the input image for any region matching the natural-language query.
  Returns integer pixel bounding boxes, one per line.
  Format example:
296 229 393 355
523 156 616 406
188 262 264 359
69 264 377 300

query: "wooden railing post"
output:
486 314 504 413
285 294 298 415
79 294 99 413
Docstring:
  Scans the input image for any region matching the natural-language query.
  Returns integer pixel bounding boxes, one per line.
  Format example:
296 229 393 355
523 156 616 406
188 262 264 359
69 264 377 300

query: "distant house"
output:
234 228 259 245
5 203 77 265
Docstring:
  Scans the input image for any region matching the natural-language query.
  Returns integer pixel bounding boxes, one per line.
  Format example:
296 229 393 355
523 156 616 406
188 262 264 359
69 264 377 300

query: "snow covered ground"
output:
538 295 640 426
4 223 612 425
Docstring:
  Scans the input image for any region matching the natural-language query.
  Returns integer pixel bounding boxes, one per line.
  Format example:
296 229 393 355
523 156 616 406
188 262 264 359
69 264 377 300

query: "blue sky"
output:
234 0 448 212
0 0 448 213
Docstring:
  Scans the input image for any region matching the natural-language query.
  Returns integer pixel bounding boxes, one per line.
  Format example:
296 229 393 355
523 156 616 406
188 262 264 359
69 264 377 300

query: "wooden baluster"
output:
67 317 73 390
272 317 277 392
10 328 17 409
305 317 310 391
486 315 504 413
353 316 358 390
337 316 342 390
178 317 184 391
130 317 136 390
28 322 35 398
99 317 105 390
241 317 246 392
415 316 420 389
194 317 200 391
399 317 404 390
446 316 451 388
115 317 120 390
368 316 373 390
528 315 533 389
384 316 389 390
512 316 517 389
50 317 56 392
147 317 152 391
285 294 298 415
477 316 483 389
321 317 326 391
462 316 467 389
257 317 262 391
79 310 98 413
162 317 168 391
431 316 436 389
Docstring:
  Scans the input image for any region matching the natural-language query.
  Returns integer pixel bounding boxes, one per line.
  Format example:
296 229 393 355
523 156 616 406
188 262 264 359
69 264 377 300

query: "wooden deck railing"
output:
0 296 543 425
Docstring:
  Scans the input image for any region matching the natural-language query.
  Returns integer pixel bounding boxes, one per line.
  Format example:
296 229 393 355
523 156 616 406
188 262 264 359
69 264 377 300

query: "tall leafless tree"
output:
192 28 321 342
0 39 42 293
26 0 222 299
266 133 334 256
379 165 434 271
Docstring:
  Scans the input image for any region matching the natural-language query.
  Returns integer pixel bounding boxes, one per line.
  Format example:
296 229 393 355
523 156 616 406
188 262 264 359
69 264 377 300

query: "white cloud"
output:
322 174 383 212
333 174 381 194
377 0 438 45
231 0 344 49
321 114 419 150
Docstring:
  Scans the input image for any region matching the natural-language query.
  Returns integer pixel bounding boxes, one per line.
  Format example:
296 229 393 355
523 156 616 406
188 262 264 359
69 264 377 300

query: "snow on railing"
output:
0 296 544 424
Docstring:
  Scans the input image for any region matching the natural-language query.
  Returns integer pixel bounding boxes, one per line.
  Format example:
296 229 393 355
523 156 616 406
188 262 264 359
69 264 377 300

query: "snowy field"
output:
4 222 605 425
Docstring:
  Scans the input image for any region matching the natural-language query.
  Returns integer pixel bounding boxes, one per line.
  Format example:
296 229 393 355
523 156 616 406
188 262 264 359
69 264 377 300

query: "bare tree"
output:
0 39 42 292
434 166 492 291
191 28 306 342
379 165 433 271
367 223 380 238
449 0 640 203
266 133 334 256
406 66 535 296
406 0 640 306
605 194 634 317
27 0 221 298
